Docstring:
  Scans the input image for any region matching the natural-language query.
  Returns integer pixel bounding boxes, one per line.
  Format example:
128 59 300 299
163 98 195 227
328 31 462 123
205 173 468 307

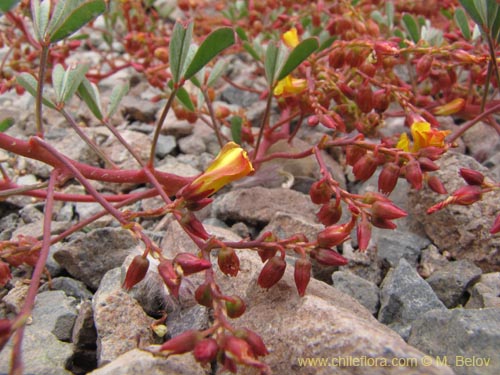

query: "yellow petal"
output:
396 132 410 152
283 28 299 48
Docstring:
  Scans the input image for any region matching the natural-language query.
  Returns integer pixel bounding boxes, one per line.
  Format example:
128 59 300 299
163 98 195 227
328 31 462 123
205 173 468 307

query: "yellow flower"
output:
282 27 300 48
273 75 307 96
396 121 451 152
179 142 254 202
432 98 465 116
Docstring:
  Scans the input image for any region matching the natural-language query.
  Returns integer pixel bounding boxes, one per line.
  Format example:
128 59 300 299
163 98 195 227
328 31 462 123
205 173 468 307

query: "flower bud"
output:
0 261 12 288
356 85 373 113
345 145 367 166
404 159 423 189
418 157 439 172
416 54 433 77
193 338 218 364
452 185 482 205
226 296 246 318
218 247 240 277
158 260 181 298
257 256 286 289
159 330 203 355
418 146 446 160
371 201 407 220
122 255 149 291
353 153 378 181
294 258 312 297
234 328 269 357
310 248 348 266
378 163 400 195
194 282 213 307
307 115 319 126
316 201 343 226
459 168 485 186
371 216 397 229
257 248 278 263
317 223 351 248
223 336 258 365
427 175 447 194
357 216 371 251
174 253 211 276
309 180 333 204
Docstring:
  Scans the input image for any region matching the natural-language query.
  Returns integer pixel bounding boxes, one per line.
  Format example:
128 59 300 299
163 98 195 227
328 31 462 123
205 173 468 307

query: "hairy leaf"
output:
170 22 194 83
78 78 103 120
277 38 318 81
0 117 15 133
106 82 129 118
454 8 471 40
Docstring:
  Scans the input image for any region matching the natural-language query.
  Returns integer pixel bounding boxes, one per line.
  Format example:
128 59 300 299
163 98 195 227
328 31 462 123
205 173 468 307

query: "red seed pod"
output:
416 54 433 77
490 214 500 234
418 157 439 172
122 255 149 291
371 216 397 229
459 168 485 186
452 185 483 205
174 253 211 276
257 256 286 289
193 338 219 364
310 248 348 266
373 89 390 112
427 175 447 194
317 223 351 248
316 201 343 226
345 145 367 166
329 49 345 69
356 85 373 113
309 180 333 204
353 153 378 181
307 115 319 126
194 282 213 308
357 216 372 251
294 258 312 297
159 330 203 355
0 261 12 288
418 146 446 161
405 159 423 189
378 162 400 195
158 260 181 298
218 247 240 277
223 336 256 365
371 201 407 220
234 328 269 357
225 296 246 318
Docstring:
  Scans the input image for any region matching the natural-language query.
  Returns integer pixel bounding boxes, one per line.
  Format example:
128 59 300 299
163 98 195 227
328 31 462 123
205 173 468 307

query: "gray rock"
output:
19 204 44 223
409 308 500 375
0 328 73 375
3 280 29 314
154 134 176 158
120 96 158 123
88 349 207 375
93 268 154 366
72 300 97 348
220 85 260 107
166 305 209 339
39 276 93 301
466 272 500 309
10 220 69 240
426 259 482 308
32 291 78 342
156 156 200 177
462 121 499 162
212 187 317 225
340 240 389 285
54 228 139 290
0 212 20 240
332 270 380 315
158 111 194 138
378 259 446 339
376 231 430 267
260 211 323 243
408 151 500 272
417 244 450 278
178 134 206 155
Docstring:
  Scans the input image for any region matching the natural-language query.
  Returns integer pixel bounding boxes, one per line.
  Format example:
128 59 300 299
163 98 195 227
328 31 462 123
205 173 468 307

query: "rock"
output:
235 253 453 375
417 244 450 278
71 300 98 375
0 328 73 375
32 291 78 342
158 111 194 138
10 220 69 240
178 135 206 155
19 204 44 223
375 230 430 267
103 130 150 169
461 121 499 162
39 276 93 301
260 211 323 243
154 134 176 159
0 212 20 240
120 96 158 123
466 272 500 309
332 270 380 315
156 156 200 177
212 187 317 225
408 308 500 375
340 240 389 285
220 85 260 107
54 228 139 290
165 305 209 339
87 349 207 375
3 280 29 314
426 259 482 308
408 151 500 272
378 259 446 339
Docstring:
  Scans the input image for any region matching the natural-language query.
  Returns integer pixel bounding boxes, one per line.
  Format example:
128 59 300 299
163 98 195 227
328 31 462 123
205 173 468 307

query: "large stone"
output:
93 268 155 366
378 259 446 339
260 211 323 243
332 270 380 315
376 231 430 267
408 308 500 375
465 272 500 309
88 349 207 375
461 121 500 162
54 228 139 290
408 151 500 272
212 187 317 225
39 276 93 301
426 259 482 308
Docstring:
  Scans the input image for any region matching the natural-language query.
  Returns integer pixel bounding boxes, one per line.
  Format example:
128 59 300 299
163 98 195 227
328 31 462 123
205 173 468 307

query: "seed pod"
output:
158 260 181 298
218 247 240 277
310 248 348 266
159 330 203 355
316 201 342 226
371 201 407 220
122 255 149 291
234 328 269 357
174 253 211 276
459 168 485 186
378 163 400 195
309 180 333 204
193 338 218 364
405 159 423 189
257 256 286 289
226 296 246 318
194 282 213 308
353 153 378 181
427 175 447 194
294 258 312 297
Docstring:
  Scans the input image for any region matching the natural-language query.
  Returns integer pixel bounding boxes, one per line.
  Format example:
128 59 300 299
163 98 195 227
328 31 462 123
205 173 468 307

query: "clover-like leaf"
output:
277 38 318 81
0 0 20 13
78 78 103 120
106 82 129 119
170 22 194 83
17 73 56 109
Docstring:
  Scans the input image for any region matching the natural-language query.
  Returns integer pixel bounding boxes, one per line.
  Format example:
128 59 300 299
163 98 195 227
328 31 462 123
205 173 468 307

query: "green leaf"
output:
175 86 196 111
455 8 471 39
17 73 56 109
106 82 129 118
230 116 243 145
77 78 103 120
264 42 284 87
243 41 261 62
0 117 14 132
48 0 106 43
183 27 235 80
277 38 318 81
31 0 51 41
402 13 420 42
207 59 228 87
0 0 20 12
459 0 485 28
60 64 89 103
318 35 336 52
52 64 65 102
386 1 394 29
169 22 194 83
235 26 248 41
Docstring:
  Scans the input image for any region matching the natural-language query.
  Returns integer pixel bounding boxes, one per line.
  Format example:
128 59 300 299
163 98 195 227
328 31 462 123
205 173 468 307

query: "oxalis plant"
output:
1 0 500 374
